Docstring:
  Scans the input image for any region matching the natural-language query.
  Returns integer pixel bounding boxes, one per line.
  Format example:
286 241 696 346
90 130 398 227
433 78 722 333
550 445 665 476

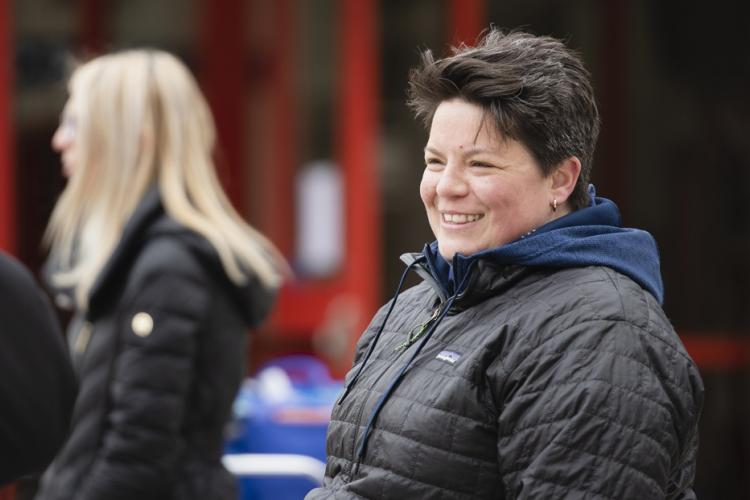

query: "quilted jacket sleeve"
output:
492 318 703 500
76 268 210 500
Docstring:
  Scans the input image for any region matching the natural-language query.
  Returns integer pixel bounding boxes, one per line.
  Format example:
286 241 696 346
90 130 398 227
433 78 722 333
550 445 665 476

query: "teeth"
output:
443 213 481 223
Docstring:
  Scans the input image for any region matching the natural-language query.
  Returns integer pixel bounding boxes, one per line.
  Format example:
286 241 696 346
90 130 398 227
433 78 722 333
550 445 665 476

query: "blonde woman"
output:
36 50 285 500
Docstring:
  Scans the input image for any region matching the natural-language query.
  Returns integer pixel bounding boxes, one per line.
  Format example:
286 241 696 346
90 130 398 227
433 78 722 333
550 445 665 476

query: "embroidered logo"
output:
436 350 461 365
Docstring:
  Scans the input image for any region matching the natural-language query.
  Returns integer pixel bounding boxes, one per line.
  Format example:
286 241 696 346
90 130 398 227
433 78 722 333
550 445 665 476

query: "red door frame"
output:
197 0 381 374
0 8 15 497
338 0 381 338
0 0 15 254
260 0 382 366
199 0 246 210
448 0 485 46
268 0 295 257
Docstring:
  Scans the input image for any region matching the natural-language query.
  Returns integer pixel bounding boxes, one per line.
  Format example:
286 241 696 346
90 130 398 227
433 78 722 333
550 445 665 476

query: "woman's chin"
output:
62 163 74 178
438 244 477 261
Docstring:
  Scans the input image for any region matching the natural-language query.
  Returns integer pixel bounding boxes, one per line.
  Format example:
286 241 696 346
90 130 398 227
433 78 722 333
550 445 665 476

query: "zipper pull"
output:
393 305 441 352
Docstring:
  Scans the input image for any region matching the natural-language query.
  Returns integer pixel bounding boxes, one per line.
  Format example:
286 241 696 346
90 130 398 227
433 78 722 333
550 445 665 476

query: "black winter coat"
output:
35 190 276 500
0 253 76 486
307 256 704 499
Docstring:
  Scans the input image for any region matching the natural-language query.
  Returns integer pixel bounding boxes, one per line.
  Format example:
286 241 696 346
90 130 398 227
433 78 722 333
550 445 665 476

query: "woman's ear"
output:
550 156 581 204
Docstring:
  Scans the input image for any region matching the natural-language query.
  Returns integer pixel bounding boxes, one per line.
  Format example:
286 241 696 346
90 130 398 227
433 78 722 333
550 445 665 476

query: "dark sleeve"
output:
0 253 76 486
76 268 211 499
491 319 703 500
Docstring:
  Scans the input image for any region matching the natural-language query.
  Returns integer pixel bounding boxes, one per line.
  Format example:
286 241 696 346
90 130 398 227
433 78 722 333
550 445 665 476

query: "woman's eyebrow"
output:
460 146 496 157
424 145 497 156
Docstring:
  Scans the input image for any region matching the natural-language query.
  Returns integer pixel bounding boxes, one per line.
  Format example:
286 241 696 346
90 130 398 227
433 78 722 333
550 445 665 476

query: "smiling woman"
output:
307 29 704 500
421 98 579 259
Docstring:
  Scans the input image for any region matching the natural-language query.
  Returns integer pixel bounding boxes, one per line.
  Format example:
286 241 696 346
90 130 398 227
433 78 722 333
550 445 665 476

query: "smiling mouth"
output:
441 213 484 224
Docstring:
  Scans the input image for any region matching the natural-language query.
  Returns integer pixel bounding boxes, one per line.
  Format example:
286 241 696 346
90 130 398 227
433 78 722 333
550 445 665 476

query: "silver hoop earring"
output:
551 199 558 212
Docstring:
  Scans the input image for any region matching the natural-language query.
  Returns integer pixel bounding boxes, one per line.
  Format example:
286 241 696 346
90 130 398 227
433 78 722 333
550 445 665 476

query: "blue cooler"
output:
225 355 342 499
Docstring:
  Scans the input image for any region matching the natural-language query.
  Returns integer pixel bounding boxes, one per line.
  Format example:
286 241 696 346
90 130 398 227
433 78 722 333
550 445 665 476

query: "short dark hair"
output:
407 29 600 210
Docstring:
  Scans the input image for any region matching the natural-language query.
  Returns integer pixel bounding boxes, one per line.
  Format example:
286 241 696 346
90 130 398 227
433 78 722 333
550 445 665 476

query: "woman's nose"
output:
51 122 73 152
52 113 76 152
51 126 66 152
435 163 469 197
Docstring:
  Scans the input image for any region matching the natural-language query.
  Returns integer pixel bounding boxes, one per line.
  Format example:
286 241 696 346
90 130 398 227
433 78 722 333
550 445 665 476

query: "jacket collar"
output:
87 186 163 316
85 186 276 326
400 250 528 312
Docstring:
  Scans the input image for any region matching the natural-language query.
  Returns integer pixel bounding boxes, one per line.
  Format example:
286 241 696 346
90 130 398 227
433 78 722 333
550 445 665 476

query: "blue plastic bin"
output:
225 355 342 499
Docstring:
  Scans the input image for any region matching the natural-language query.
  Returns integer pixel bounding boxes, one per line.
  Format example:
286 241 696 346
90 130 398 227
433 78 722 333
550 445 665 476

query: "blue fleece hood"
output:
423 186 665 304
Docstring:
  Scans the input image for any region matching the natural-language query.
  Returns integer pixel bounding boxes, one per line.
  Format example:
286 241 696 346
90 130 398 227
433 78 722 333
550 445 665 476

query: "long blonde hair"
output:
45 49 285 309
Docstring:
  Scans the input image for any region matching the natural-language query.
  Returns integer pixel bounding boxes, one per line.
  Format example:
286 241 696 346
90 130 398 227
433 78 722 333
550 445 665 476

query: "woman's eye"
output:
470 161 494 168
425 158 443 167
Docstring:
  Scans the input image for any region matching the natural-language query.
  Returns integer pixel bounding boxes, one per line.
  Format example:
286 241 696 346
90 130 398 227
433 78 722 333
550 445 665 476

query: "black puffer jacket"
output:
0 252 76 486
36 189 276 500
307 256 703 499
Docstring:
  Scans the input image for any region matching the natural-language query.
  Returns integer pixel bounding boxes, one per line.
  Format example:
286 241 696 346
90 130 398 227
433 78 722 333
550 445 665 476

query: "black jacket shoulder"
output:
0 252 76 486
36 191 275 500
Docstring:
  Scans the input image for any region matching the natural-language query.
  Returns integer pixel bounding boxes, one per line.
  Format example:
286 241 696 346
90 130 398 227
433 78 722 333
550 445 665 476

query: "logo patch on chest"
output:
436 350 462 365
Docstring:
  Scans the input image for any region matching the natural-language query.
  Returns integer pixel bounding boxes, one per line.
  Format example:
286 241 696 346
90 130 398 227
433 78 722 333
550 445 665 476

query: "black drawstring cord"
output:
353 294 457 474
337 257 423 406
352 260 476 475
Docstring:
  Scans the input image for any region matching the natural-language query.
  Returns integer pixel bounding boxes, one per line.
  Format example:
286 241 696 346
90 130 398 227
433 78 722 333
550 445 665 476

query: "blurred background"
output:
1 0 749 498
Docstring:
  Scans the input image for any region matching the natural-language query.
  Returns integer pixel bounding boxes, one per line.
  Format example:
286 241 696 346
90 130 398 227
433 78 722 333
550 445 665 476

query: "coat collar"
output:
400 251 529 313
87 186 163 316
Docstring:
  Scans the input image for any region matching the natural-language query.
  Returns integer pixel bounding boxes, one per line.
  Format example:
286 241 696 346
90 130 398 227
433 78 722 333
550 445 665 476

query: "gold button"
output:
131 312 154 337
